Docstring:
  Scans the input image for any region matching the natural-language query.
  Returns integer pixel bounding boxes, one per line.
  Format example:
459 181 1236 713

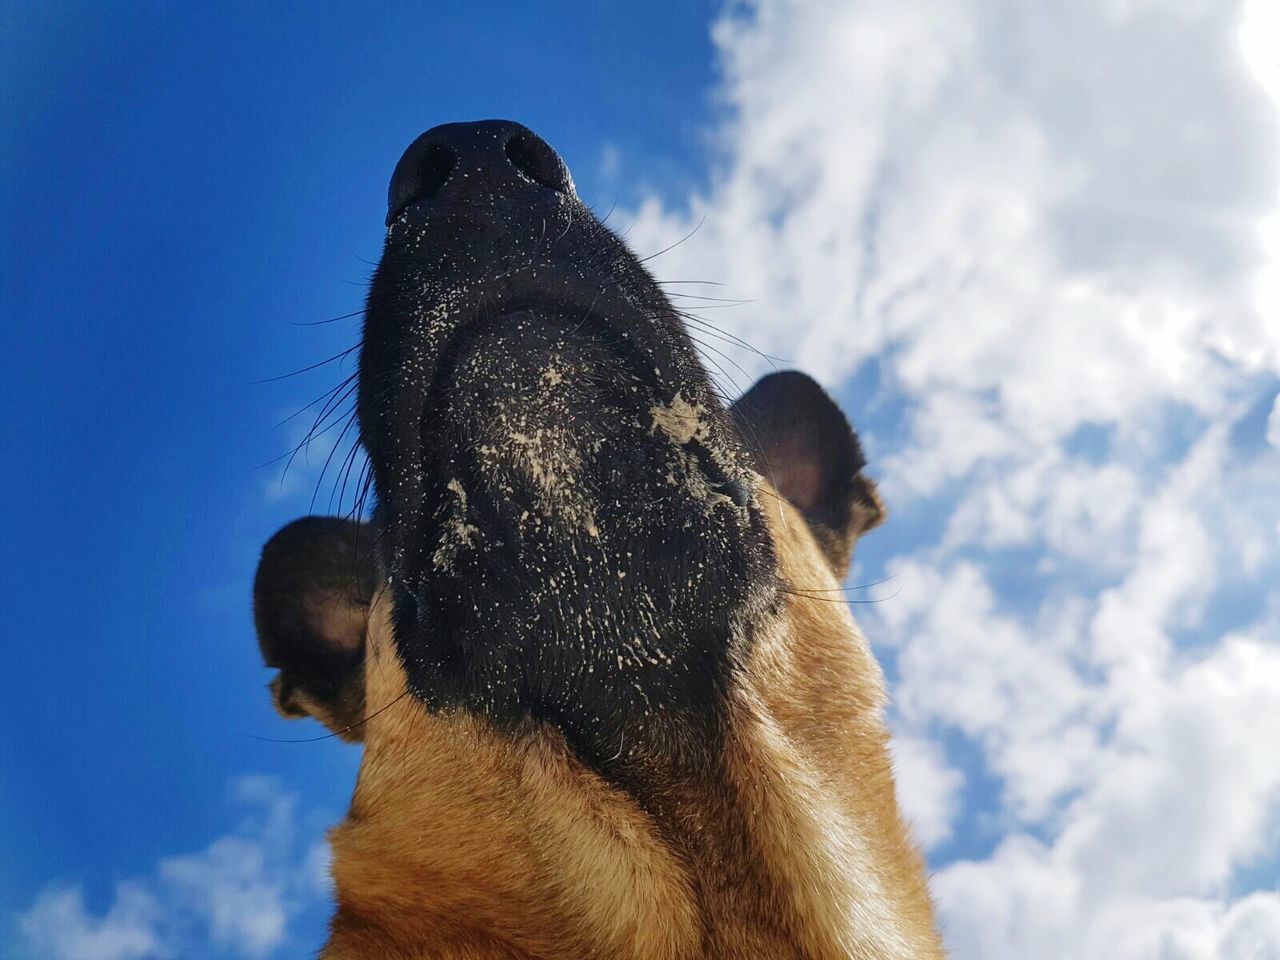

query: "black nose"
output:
385 120 575 227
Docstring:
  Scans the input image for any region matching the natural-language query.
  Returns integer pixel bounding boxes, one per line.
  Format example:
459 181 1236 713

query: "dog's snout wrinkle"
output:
386 119 574 226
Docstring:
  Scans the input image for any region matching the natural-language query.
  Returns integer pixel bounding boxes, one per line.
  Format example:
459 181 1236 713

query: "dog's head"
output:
256 121 885 771
251 122 949 959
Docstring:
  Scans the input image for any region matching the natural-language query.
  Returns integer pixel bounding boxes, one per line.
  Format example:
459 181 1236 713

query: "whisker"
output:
638 215 707 264
252 343 361 384
238 688 412 744
310 411 360 515
288 309 365 327
676 309 788 367
274 372 358 429
687 333 755 394
665 292 754 305
278 406 355 485
780 587 903 604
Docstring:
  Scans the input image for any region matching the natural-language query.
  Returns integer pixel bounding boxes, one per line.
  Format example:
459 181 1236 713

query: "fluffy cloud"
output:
620 0 1280 956
16 777 331 960
19 884 164 960
889 730 966 851
624 0 1279 475
936 841 1280 960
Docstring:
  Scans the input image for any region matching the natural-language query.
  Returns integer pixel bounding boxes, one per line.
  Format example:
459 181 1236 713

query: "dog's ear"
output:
253 517 379 742
729 371 884 577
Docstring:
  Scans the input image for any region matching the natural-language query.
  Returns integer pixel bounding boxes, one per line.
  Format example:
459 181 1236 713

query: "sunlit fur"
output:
321 483 943 959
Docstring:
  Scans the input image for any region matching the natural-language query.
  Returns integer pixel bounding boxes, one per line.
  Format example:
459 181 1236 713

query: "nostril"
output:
415 143 457 201
386 142 457 227
504 131 572 194
386 122 574 225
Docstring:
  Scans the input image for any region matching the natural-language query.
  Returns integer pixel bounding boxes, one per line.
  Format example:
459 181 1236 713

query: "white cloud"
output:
890 731 965 851
631 0 1278 398
623 0 1280 956
872 419 1280 955
19 883 163 960
16 777 331 960
935 840 1280 960
879 557 1104 823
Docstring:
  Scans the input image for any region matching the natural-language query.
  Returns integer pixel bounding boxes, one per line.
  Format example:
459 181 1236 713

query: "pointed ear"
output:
729 371 884 577
253 516 379 741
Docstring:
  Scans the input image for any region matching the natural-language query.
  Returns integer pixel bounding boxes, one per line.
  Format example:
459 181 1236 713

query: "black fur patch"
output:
357 121 779 768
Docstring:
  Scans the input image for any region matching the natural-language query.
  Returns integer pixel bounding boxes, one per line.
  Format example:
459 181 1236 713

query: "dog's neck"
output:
321 505 941 960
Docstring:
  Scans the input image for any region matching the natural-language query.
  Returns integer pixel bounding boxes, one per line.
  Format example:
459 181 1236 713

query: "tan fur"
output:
322 487 943 958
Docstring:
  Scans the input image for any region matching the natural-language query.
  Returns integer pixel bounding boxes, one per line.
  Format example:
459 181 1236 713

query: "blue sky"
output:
2 1 719 951
5 2 1280 958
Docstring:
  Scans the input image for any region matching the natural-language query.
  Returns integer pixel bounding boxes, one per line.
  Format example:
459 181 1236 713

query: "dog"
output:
253 120 944 958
